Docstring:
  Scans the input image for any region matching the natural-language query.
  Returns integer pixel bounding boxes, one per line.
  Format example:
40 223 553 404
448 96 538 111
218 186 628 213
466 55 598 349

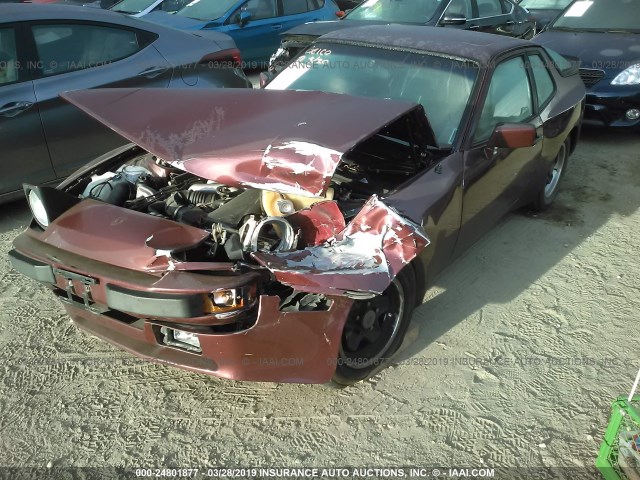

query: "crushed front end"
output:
10 89 433 383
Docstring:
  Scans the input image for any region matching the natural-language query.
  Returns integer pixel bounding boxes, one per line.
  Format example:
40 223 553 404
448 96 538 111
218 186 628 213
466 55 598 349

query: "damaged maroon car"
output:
10 26 585 385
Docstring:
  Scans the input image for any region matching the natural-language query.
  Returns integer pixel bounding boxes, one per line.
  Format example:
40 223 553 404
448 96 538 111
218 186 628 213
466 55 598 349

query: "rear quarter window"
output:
528 53 555 109
32 23 156 78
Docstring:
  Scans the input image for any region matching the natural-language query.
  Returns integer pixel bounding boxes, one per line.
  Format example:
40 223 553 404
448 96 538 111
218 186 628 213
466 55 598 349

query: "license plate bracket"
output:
53 268 102 313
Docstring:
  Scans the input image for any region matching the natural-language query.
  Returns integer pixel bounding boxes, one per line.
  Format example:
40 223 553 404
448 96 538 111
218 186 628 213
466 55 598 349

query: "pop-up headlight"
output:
23 184 81 230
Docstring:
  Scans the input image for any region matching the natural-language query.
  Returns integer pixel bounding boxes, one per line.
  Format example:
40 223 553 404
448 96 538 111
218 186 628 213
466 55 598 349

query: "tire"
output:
532 137 570 211
332 266 417 386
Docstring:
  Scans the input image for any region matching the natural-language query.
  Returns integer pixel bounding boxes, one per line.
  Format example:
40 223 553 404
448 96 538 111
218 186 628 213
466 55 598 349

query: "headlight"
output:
27 189 49 228
23 184 80 230
611 64 640 85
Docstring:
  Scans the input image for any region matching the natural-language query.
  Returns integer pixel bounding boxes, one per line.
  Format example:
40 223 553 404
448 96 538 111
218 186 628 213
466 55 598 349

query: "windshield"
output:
267 43 478 147
111 0 157 13
519 0 571 9
550 0 640 32
344 0 442 24
176 0 236 21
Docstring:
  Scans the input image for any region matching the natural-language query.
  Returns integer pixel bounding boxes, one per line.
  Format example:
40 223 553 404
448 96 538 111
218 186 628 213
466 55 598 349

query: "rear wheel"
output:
532 137 570 211
332 266 416 386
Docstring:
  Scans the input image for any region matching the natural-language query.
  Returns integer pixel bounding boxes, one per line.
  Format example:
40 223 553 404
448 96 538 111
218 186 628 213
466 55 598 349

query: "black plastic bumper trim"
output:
8 249 56 284
105 284 204 319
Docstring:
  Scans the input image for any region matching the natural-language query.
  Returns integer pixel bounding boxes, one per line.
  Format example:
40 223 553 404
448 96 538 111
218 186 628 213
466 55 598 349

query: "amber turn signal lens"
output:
203 285 257 314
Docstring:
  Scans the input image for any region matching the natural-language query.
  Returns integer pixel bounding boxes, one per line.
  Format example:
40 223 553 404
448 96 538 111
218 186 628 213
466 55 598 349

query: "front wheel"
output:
532 137 570 211
332 266 416 386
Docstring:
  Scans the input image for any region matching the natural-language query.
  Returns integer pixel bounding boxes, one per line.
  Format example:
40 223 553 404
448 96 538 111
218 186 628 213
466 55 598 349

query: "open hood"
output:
61 88 436 197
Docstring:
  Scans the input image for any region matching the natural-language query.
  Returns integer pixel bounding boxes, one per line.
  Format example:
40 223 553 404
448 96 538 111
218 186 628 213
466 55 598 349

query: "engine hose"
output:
185 190 217 205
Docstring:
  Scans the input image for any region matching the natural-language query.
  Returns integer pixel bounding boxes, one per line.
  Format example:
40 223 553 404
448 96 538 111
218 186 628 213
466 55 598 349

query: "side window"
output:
283 0 308 15
242 0 278 20
445 0 473 18
282 0 323 15
32 24 141 77
529 53 555 108
477 0 503 16
474 56 533 143
282 0 320 15
0 27 19 85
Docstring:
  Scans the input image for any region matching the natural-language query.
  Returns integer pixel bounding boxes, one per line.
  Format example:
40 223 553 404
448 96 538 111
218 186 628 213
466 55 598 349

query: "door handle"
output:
0 101 34 118
271 24 283 30
468 24 480 30
137 66 169 79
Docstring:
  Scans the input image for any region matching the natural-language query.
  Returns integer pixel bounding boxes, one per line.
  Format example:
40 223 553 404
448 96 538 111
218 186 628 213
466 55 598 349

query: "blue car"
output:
142 0 340 67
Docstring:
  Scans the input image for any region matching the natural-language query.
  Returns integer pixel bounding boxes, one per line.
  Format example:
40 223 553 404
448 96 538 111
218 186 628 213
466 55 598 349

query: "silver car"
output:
0 3 251 202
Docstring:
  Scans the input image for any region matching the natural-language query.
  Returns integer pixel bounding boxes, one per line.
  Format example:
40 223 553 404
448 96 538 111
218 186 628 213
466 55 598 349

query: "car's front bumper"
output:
10 232 353 384
583 84 640 128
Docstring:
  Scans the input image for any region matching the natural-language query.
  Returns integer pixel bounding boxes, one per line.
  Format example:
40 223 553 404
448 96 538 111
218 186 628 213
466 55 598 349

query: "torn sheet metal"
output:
253 196 430 295
61 88 427 197
285 200 346 247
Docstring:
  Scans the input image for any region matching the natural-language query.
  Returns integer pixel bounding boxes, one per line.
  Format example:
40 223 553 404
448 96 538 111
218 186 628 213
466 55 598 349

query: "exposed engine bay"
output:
68 131 431 268
49 88 436 299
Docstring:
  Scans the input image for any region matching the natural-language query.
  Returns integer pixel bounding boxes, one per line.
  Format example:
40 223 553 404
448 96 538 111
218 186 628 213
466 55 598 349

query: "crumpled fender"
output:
252 196 430 296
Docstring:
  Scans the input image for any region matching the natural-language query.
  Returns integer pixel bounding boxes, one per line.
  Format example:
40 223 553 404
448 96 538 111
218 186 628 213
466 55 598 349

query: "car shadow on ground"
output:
0 199 31 235
396 126 640 362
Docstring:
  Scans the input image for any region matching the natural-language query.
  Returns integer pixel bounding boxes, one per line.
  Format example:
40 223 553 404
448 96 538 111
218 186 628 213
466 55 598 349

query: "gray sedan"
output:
0 4 251 202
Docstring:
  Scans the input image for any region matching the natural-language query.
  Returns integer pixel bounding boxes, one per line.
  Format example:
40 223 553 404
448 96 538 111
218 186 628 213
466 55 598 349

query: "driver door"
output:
455 54 543 253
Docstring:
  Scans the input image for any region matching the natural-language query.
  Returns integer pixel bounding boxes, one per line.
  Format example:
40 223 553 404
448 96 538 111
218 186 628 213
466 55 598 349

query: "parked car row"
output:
267 0 537 72
263 0 639 129
140 0 341 66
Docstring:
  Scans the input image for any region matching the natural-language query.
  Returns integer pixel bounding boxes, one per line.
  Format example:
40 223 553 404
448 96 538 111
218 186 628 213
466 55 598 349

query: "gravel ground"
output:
0 127 638 477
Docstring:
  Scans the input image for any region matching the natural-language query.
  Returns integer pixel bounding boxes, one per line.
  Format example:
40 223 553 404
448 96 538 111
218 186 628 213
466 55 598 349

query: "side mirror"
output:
238 10 252 26
441 14 467 25
488 124 537 149
336 10 345 18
